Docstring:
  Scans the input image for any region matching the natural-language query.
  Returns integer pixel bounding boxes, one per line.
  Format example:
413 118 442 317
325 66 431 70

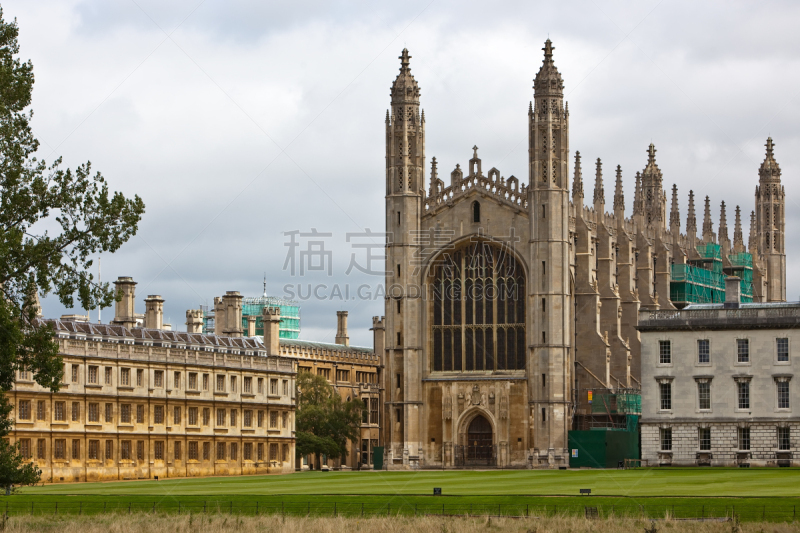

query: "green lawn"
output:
7 469 800 523
18 468 800 497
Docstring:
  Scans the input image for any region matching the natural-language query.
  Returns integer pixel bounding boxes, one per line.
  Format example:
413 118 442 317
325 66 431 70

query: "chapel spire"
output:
572 151 584 204
640 143 666 228
613 165 624 218
702 195 714 243
686 190 697 240
669 184 680 233
733 205 745 253
593 158 605 212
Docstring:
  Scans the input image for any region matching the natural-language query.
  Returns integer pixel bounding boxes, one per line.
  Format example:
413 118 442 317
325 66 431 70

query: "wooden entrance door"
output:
467 415 492 460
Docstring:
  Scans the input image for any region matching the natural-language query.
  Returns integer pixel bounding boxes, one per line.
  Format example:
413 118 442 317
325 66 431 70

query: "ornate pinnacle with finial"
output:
686 190 697 235
702 195 713 239
669 184 680 230
572 151 584 202
719 201 728 242
593 158 604 206
613 165 624 214
543 39 554 61
733 205 745 252
748 210 758 252
400 48 411 70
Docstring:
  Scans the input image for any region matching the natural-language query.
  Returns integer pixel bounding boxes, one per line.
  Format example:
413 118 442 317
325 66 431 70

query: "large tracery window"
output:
431 241 526 372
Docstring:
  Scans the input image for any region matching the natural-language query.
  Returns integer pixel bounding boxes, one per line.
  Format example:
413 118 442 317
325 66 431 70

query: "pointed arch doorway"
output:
467 415 493 461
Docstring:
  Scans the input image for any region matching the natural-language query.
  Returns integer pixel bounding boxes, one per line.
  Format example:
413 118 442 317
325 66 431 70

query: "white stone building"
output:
639 278 797 466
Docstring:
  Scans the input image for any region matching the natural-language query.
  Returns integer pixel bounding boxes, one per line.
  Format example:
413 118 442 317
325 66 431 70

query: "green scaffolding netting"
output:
202 296 301 339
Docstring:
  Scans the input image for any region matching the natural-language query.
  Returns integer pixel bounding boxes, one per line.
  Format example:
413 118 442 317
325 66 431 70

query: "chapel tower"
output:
383 49 426 463
528 39 572 459
755 137 786 301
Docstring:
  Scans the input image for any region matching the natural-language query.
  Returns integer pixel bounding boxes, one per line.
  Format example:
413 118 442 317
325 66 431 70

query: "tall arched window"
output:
431 241 525 372
472 201 480 223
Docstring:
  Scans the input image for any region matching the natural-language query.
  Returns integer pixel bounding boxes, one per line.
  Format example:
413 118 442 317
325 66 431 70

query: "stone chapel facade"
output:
380 41 787 468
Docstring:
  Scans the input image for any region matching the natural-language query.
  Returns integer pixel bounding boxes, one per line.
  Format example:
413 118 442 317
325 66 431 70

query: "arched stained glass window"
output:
431 241 525 372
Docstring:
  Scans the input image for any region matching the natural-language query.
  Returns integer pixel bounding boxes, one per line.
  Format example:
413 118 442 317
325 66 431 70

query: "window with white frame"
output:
659 382 672 410
778 427 791 451
660 427 672 451
697 339 710 364
738 427 750 451
699 427 711 451
777 379 790 409
737 338 749 363
659 340 671 364
777 338 789 362
737 380 750 410
697 381 711 410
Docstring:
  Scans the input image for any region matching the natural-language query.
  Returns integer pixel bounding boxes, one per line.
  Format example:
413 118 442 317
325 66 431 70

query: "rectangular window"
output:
189 441 198 460
173 371 181 389
88 366 98 384
282 411 288 429
258 410 264 428
778 427 791 451
17 400 30 420
244 410 252 427
188 407 198 426
244 443 252 460
283 380 288 396
105 367 112 385
244 376 252 393
72 402 80 422
216 375 225 392
105 440 113 460
697 339 710 363
699 427 711 451
37 439 46 460
270 379 278 395
217 442 226 460
174 441 181 461
777 338 789 362
189 372 198 390
203 408 210 426
137 441 145 461
660 428 672 451
660 382 672 410
88 440 99 460
738 381 750 409
659 340 671 364
230 409 237 427
121 404 131 424
121 440 131 460
737 338 749 363
269 443 278 461
18 366 29 380
37 400 45 421
738 427 750 451
336 369 350 382
203 442 211 461
72 439 80 460
136 404 144 424
137 369 144 387
120 368 130 386
154 370 163 388
698 382 711 410
173 406 182 425
257 378 264 394
54 401 65 421
230 376 237 392
154 441 164 460
270 411 278 429
282 443 289 462
230 443 237 461
88 403 99 423
54 439 66 460
317 368 331 380
370 397 379 425
217 409 226 426
19 439 30 459
154 405 164 424
105 403 113 423
72 364 79 383
257 443 264 461
203 374 209 391
777 381 790 409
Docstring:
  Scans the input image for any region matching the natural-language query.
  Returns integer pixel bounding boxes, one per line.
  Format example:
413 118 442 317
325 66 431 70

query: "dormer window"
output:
472 201 480 223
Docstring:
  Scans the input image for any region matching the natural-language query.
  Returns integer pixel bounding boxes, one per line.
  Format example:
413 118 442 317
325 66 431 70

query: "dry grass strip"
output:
0 514 798 533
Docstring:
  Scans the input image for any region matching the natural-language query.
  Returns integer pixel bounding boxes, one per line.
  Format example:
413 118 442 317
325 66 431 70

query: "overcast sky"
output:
12 0 800 346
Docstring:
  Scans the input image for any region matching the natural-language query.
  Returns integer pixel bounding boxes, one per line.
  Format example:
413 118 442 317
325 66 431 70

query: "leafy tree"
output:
0 8 145 489
295 372 362 470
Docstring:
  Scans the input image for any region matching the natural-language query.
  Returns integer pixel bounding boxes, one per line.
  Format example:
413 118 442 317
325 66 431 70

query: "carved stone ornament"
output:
471 385 482 406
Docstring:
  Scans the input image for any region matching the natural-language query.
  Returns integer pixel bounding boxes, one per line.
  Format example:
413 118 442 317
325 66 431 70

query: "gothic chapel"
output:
380 41 786 468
